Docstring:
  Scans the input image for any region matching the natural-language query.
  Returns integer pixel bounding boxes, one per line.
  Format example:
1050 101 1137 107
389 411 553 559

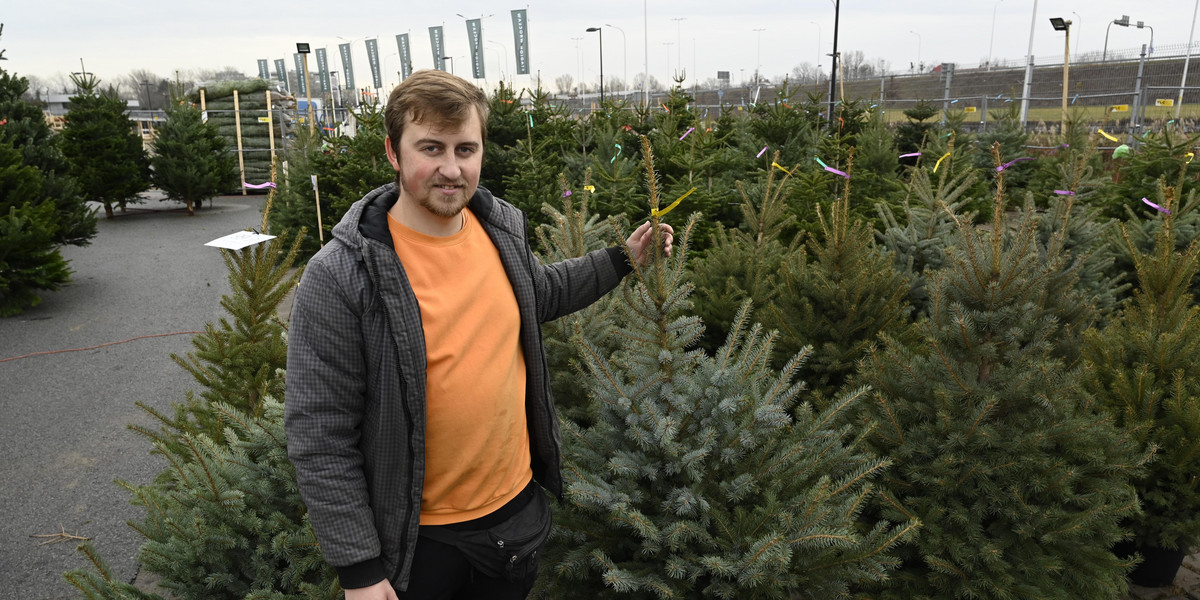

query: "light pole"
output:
753 28 766 84
604 24 627 93
809 21 822 70
572 37 583 93
1104 16 1130 61
456 13 494 80
1179 0 1199 119
672 17 686 78
586 27 605 103
297 42 315 134
1072 12 1082 57
443 56 454 75
909 30 922 71
1050 17 1072 130
988 0 1004 70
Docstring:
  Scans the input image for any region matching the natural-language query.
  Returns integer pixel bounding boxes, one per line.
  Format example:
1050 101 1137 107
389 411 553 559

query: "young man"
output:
285 69 672 600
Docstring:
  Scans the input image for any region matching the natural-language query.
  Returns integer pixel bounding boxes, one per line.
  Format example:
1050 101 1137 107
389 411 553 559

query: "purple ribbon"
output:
1053 190 1075 196
680 127 695 140
243 182 277 189
756 145 768 158
824 166 849 179
995 157 1034 172
899 152 922 158
1142 197 1170 214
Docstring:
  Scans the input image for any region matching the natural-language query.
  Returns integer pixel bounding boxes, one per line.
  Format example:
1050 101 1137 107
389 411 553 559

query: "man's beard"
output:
398 172 470 218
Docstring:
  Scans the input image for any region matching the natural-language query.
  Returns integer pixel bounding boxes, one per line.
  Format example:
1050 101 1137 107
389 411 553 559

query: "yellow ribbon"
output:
1098 129 1118 142
652 187 697 218
933 152 951 173
1186 152 1195 164
584 185 596 192
771 161 793 175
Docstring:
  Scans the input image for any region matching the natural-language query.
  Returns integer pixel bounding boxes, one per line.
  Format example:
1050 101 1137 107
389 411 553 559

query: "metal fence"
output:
558 43 1200 139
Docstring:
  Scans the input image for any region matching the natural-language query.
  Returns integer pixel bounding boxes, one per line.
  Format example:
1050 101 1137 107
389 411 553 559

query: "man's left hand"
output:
626 221 674 266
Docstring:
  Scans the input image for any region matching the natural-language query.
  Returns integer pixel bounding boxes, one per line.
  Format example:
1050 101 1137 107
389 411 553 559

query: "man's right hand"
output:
345 579 398 600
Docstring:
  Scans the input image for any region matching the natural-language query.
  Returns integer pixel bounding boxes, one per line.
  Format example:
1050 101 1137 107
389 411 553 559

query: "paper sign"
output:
964 106 977 113
205 231 276 250
1156 99 1175 107
1110 104 1130 112
258 116 272 123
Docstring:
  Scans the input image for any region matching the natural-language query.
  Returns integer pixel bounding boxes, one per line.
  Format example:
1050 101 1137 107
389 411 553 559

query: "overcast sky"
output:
3 1 1197 93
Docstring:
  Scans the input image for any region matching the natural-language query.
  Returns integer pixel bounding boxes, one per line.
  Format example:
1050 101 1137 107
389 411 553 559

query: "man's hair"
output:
384 69 489 155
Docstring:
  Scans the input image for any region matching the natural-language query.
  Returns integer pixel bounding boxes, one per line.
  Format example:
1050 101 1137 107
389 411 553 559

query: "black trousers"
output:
398 482 541 600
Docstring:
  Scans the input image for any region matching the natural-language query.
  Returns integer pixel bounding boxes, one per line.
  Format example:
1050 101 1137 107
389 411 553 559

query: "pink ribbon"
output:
243 182 277 189
680 127 695 140
756 146 768 158
1142 197 1170 214
899 152 921 158
1053 190 1075 195
824 166 849 179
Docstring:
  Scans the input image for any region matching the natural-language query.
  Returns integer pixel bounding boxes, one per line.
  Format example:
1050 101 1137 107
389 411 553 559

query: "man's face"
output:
386 109 483 222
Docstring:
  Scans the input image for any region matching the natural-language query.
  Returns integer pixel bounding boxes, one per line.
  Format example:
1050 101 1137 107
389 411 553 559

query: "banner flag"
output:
338 43 356 90
466 19 485 79
365 38 383 89
257 59 270 80
396 34 413 80
430 26 445 71
512 9 530 75
274 59 288 91
293 53 308 96
315 47 331 92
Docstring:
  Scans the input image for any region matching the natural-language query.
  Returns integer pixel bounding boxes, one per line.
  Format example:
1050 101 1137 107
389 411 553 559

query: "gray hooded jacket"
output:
285 183 629 591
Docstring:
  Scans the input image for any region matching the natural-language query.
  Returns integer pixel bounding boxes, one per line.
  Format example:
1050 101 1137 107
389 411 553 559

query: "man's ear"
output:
384 136 401 172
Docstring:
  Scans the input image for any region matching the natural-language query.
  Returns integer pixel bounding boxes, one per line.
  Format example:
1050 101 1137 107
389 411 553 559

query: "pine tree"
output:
0 66 94 246
856 182 1149 599
64 204 330 599
0 142 72 316
540 140 917 599
312 100 393 222
1100 128 1200 221
60 75 150 218
764 175 912 402
1082 184 1200 554
266 128 325 259
151 103 236 216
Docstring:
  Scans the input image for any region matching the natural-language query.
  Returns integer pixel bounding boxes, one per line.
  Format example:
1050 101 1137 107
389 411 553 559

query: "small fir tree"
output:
313 100 393 221
65 202 331 599
764 173 912 402
541 140 917 599
856 181 1149 599
0 160 72 316
150 103 236 216
1083 184 1200 554
60 75 150 218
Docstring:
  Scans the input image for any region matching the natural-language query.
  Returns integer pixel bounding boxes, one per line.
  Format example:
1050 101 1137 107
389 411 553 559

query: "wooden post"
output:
233 90 247 195
312 174 324 245
266 90 276 164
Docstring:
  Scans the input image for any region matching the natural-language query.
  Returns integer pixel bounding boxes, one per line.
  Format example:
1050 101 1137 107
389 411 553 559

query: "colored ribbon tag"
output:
1098 129 1118 142
611 143 622 164
756 145 768 158
899 152 921 158
563 190 572 197
824 166 849 179
1053 190 1075 196
773 162 793 175
933 152 951 173
996 157 1034 172
813 157 829 169
680 127 695 140
584 185 595 192
243 181 277 189
652 187 697 218
1142 197 1170 214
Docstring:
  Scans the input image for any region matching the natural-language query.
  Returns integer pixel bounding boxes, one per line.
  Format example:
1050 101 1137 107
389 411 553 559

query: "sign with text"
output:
511 9 530 75
338 43 356 90
466 19 485 79
396 33 413 80
293 53 308 96
315 47 331 93
430 26 446 71
365 38 383 90
257 59 270 80
1156 98 1175 107
274 58 288 91
1110 104 1130 112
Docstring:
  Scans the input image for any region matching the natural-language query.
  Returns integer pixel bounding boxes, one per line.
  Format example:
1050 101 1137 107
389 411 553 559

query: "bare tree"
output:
554 73 574 95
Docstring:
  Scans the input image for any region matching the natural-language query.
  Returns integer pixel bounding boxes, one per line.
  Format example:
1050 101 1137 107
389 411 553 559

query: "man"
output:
285 69 672 600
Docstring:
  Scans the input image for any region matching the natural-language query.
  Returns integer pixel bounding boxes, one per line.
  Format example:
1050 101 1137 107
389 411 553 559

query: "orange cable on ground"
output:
0 331 203 363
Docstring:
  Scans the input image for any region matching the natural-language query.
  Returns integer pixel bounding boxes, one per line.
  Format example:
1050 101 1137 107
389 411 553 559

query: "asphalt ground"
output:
0 192 267 599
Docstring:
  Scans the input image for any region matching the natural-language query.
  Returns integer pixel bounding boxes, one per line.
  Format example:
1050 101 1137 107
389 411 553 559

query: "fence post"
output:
1131 44 1148 148
1020 55 1034 127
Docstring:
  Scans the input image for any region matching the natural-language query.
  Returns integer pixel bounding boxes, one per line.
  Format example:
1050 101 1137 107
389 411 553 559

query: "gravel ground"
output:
0 193 266 599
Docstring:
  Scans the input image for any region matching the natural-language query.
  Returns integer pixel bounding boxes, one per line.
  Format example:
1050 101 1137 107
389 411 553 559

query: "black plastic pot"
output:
1115 540 1187 588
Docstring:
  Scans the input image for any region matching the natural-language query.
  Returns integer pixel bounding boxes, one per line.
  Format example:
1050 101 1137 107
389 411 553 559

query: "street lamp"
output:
672 17 686 77
1104 16 1154 60
809 21 822 69
753 28 766 84
663 41 674 80
443 56 454 75
909 30 922 72
604 24 627 93
988 0 1004 71
296 42 315 134
1050 17 1072 130
586 27 605 103
1072 12 1082 57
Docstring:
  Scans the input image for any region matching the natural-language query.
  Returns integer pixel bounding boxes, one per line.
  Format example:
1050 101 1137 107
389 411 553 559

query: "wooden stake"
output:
234 90 247 196
312 174 324 245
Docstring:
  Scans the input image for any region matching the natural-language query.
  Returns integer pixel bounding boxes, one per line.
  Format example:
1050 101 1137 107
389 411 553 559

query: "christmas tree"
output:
856 174 1149 599
541 139 917 599
150 103 236 216
1083 184 1200 554
60 74 150 218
